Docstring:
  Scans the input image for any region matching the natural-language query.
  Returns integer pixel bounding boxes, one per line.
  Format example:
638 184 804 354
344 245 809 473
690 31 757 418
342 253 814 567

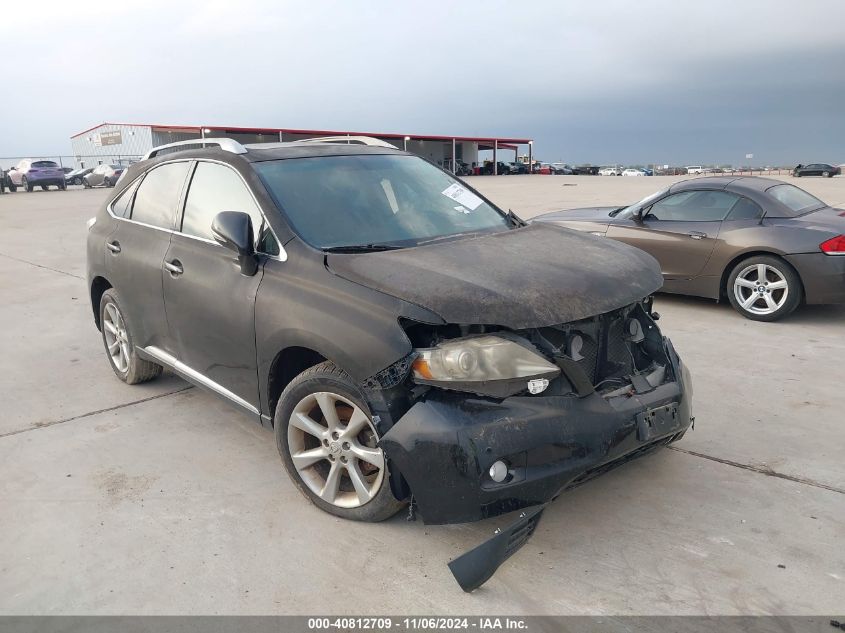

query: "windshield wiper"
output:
322 243 404 253
507 209 527 227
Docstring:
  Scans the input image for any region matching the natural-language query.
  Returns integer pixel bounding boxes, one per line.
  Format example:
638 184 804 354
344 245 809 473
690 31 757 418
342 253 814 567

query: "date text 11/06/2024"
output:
307 617 528 630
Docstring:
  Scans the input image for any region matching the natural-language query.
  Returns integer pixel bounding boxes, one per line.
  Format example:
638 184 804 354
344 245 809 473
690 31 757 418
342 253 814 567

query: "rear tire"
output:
275 361 405 522
727 255 802 322
99 289 162 384
23 176 33 192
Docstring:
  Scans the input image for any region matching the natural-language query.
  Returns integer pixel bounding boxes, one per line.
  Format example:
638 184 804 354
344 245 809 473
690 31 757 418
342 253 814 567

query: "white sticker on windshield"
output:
441 183 483 210
453 205 470 214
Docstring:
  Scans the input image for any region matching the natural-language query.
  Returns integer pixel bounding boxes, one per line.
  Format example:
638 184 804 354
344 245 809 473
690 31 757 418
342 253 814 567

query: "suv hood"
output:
326 223 663 329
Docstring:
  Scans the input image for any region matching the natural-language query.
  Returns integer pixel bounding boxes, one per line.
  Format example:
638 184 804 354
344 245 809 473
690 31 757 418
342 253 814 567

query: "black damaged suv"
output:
87 137 693 589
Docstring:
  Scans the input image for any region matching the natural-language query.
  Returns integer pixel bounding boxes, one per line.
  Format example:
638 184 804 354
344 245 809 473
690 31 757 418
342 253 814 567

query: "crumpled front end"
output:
379 301 694 525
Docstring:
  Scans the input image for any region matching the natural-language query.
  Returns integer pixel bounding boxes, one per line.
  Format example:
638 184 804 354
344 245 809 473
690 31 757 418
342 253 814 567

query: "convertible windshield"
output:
254 154 510 249
614 189 668 219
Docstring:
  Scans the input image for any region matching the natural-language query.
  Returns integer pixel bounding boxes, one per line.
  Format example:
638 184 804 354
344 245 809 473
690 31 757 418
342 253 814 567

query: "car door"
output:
105 161 192 351
606 189 737 279
161 160 281 413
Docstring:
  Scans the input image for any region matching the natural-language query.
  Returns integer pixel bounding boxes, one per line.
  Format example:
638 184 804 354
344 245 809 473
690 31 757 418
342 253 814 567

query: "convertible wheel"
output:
275 361 404 522
727 256 802 322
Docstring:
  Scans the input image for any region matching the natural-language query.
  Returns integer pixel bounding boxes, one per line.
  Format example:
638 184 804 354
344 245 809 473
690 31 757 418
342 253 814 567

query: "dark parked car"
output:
481 161 511 175
66 167 94 186
509 162 528 174
86 137 693 590
6 159 67 191
571 165 599 175
535 176 845 321
793 163 840 178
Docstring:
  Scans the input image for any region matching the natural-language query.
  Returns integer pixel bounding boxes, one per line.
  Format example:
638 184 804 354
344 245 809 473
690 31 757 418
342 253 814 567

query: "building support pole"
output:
494 140 498 175
528 141 533 174
452 138 456 174
279 131 283 142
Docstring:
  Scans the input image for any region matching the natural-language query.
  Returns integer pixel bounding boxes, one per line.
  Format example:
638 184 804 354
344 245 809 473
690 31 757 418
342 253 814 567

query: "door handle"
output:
106 240 121 253
163 260 183 276
687 231 707 240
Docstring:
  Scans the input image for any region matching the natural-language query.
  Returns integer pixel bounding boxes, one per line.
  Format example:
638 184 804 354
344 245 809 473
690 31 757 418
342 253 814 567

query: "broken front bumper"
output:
380 339 693 525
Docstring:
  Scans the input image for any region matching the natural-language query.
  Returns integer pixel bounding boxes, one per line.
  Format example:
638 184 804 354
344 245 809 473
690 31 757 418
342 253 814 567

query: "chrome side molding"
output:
141 346 259 415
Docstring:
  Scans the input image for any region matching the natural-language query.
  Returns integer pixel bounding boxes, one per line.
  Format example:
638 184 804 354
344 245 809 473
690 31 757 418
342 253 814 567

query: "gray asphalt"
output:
1 176 843 615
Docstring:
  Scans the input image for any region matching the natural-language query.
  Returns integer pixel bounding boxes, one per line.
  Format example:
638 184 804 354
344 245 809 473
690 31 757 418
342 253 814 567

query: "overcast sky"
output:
2 0 843 165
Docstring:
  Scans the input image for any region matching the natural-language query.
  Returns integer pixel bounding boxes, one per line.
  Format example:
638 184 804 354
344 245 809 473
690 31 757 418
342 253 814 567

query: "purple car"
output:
6 159 67 192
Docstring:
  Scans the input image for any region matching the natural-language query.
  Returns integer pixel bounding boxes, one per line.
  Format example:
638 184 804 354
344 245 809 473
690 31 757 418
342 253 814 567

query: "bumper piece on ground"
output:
448 505 546 592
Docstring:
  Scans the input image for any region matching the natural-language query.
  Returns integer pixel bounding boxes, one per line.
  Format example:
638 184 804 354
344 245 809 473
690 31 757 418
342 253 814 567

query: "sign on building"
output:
96 131 123 147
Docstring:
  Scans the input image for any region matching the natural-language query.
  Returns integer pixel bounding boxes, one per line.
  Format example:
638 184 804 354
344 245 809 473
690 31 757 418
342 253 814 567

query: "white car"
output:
598 166 622 176
622 168 644 176
83 164 125 188
686 165 705 175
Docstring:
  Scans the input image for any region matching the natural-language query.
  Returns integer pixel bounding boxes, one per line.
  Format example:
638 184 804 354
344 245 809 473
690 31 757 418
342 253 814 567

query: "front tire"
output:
822 171 831 178
275 361 404 522
99 289 162 384
727 255 802 322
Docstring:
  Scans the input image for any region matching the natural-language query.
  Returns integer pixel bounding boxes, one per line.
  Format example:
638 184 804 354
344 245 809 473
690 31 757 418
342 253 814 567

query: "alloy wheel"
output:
287 391 385 508
733 263 789 315
103 302 130 373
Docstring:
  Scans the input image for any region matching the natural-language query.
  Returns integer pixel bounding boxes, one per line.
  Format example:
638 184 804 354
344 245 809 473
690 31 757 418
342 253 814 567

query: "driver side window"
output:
181 161 280 256
646 190 738 222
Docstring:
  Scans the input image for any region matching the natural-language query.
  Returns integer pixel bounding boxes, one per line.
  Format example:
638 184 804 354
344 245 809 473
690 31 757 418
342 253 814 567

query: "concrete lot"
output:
1 175 843 615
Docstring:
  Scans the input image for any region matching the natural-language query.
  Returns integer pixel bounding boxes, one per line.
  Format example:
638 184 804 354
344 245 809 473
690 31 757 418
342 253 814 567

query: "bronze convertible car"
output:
535 176 845 321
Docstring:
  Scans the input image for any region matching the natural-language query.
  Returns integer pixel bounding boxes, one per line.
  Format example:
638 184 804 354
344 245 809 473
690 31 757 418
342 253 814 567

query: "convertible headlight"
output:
411 335 560 397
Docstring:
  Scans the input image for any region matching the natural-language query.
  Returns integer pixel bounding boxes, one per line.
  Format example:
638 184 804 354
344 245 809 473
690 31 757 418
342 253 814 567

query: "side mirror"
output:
211 211 258 276
634 208 645 224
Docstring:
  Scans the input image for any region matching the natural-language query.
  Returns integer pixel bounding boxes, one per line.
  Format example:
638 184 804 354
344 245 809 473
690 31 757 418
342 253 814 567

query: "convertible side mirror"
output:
211 211 258 276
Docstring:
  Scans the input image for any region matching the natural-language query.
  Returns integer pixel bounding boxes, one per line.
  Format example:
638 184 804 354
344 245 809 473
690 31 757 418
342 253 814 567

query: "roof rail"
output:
142 138 247 160
290 135 398 149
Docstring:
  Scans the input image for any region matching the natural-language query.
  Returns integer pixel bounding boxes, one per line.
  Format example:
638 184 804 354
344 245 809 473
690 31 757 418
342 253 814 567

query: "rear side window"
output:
131 162 191 229
181 161 279 255
32 161 58 168
726 197 764 220
767 184 824 216
647 190 738 221
110 178 142 218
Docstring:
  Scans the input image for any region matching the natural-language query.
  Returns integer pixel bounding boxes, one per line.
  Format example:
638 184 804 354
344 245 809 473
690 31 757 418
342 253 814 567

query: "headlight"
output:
411 335 560 397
